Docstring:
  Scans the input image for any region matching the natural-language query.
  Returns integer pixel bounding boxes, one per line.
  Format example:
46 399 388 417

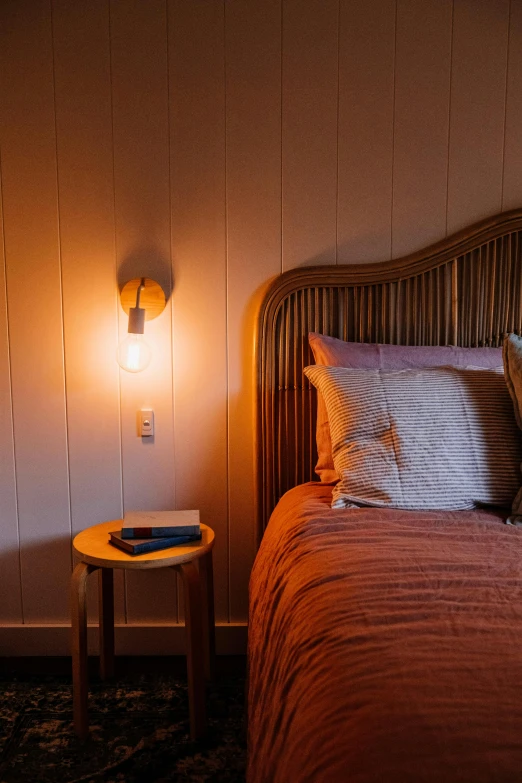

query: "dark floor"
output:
0 657 247 783
0 655 246 678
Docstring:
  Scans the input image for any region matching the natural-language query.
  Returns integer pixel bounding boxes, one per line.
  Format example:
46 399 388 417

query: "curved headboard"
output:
256 208 522 539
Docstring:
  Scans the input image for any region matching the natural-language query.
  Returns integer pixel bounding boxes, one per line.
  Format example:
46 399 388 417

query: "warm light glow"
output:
117 334 152 373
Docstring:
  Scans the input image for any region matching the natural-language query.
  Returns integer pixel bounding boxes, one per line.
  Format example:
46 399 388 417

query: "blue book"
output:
120 525 200 539
109 530 201 555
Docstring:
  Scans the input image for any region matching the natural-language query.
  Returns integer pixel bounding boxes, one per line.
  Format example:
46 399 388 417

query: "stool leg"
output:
71 561 96 739
99 568 115 680
199 550 216 681
178 561 206 740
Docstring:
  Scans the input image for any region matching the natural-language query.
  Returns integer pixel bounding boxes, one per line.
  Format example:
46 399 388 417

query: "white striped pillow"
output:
304 364 522 511
503 333 522 516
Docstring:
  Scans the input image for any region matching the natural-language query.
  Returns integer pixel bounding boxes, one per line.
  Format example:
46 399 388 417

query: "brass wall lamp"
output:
117 278 166 373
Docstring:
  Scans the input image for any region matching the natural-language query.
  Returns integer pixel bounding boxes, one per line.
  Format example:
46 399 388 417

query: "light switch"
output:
139 409 154 437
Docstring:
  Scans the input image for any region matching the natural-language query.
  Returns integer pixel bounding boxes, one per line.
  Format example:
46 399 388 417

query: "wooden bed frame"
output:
256 208 522 539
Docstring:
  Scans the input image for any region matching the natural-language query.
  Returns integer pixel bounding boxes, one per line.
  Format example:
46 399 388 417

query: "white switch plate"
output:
139 409 154 437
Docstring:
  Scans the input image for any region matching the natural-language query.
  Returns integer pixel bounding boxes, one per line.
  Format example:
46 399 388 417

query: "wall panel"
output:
52 0 125 623
226 0 282 621
0 155 22 622
110 0 177 622
337 0 396 264
282 0 339 269
447 0 509 234
0 0 71 623
169 0 228 622
503 0 522 211
392 0 452 258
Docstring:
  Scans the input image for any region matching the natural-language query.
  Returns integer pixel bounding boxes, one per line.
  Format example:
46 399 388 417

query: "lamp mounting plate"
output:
120 278 167 321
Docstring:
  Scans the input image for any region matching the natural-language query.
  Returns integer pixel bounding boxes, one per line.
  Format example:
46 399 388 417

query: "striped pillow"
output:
503 333 522 516
304 364 522 511
308 333 503 483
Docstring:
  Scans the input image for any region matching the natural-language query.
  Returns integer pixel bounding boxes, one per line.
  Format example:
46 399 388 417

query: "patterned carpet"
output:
0 671 246 782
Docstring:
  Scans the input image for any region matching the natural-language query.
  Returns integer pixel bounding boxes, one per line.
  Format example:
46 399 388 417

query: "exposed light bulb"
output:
117 278 152 372
117 333 152 373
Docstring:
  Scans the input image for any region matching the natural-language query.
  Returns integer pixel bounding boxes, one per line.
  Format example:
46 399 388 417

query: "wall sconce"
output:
118 277 166 373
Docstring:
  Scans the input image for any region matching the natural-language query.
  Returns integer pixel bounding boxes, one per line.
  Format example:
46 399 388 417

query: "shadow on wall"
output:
294 246 338 268
117 245 173 302
240 276 279 542
293 242 393 268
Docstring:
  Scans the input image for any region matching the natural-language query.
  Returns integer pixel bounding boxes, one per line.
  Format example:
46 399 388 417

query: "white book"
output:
121 509 200 538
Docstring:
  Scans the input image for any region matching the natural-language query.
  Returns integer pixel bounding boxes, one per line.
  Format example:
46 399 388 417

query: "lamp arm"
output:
135 277 146 309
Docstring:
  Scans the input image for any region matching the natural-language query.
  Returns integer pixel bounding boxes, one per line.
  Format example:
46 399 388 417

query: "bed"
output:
248 209 522 783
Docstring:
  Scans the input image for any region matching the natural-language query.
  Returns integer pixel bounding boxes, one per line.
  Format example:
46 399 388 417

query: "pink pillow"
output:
308 332 503 482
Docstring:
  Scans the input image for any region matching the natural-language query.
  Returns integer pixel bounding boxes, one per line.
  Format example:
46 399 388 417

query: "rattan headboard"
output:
256 208 522 540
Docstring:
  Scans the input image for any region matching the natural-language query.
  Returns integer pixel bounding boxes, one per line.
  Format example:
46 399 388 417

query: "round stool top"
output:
73 521 214 570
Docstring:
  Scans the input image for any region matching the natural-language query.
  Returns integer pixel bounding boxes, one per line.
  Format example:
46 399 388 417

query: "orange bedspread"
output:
248 483 522 782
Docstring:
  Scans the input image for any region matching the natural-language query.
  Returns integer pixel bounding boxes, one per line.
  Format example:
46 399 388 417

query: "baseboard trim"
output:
0 623 247 656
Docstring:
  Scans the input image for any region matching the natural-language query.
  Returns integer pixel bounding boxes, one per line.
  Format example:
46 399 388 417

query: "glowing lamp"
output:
118 277 166 373
117 334 152 373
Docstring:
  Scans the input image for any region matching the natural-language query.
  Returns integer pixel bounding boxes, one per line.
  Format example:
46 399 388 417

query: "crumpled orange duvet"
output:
248 482 522 783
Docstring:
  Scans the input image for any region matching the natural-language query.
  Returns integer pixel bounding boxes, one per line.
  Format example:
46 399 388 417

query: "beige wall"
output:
1 0 521 652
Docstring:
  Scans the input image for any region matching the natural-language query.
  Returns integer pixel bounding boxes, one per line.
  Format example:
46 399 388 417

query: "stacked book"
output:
109 510 201 555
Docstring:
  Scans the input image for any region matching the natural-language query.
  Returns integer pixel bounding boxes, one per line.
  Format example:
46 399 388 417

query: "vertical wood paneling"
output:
392 0 452 258
447 0 510 234
0 158 22 622
503 1 522 211
169 1 228 622
226 0 282 621
52 0 125 623
0 0 71 622
1 0 522 641
110 0 177 622
337 0 396 264
282 0 339 269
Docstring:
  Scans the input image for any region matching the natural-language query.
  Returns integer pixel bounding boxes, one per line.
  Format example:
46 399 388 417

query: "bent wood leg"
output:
71 561 97 739
178 561 206 740
99 567 115 680
199 550 216 681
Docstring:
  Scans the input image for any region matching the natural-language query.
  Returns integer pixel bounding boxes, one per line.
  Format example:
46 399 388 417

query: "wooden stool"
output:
70 521 215 741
